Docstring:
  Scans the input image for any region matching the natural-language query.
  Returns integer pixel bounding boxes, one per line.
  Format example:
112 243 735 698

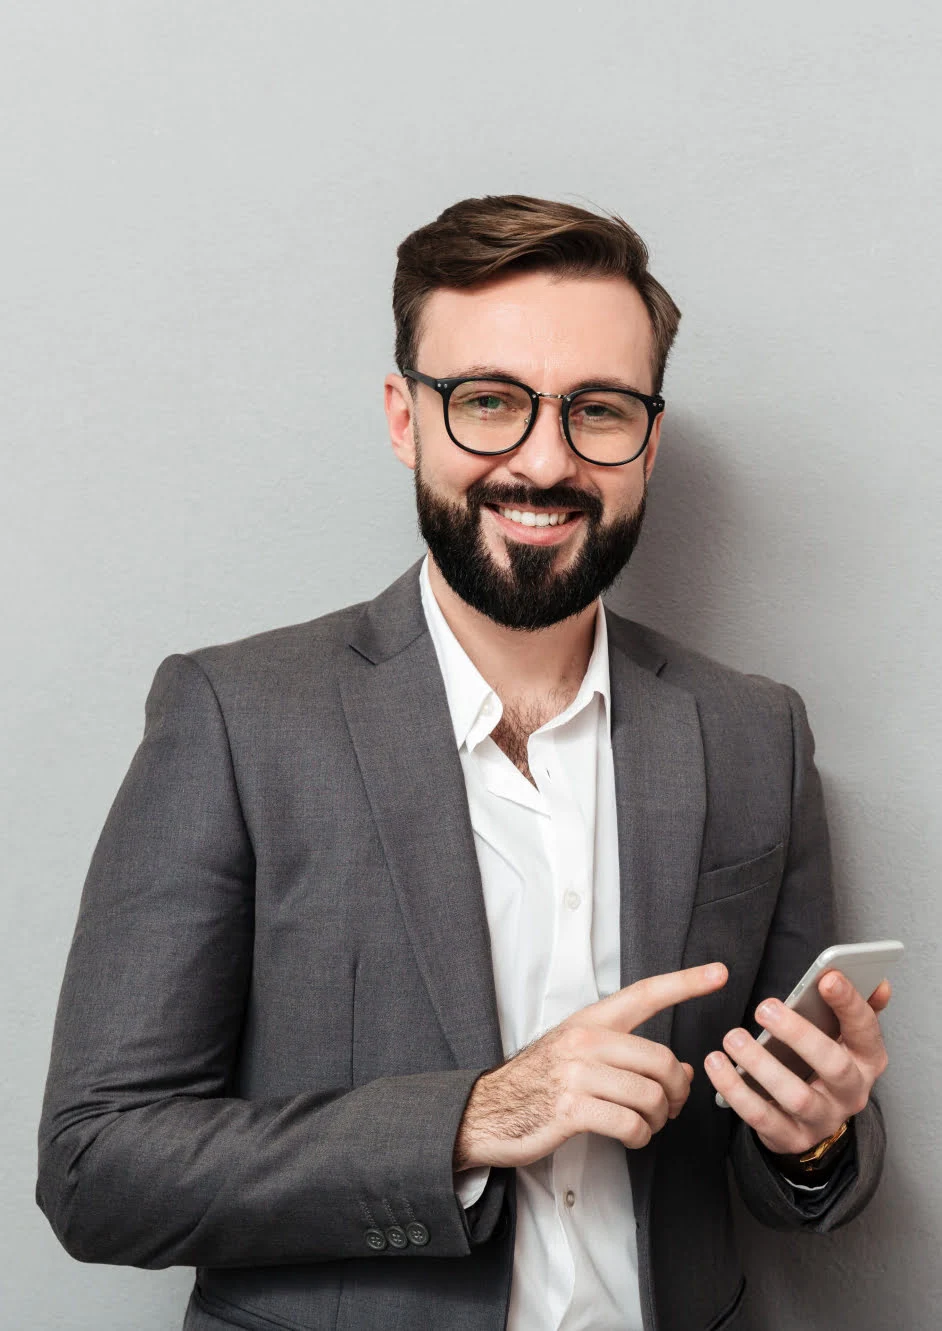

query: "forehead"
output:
415 269 656 393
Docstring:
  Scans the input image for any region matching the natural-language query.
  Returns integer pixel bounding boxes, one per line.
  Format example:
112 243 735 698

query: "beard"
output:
413 447 648 631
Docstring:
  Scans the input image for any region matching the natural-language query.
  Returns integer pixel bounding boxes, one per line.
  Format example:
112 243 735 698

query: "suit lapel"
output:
605 610 706 1238
337 568 707 1091
607 611 707 1049
338 563 505 1073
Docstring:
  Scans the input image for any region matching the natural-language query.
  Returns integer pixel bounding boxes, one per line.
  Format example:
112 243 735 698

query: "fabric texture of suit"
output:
36 559 886 1331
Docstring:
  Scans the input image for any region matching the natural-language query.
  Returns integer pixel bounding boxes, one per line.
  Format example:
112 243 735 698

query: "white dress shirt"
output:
420 556 644 1331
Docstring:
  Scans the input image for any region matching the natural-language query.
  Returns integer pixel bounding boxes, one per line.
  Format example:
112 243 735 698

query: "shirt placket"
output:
533 727 600 1032
528 724 602 1331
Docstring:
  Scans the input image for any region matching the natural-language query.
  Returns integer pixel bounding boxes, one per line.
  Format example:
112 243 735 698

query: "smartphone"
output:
714 940 904 1109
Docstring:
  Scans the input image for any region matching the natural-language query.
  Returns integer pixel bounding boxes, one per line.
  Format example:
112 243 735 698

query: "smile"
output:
484 504 585 547
494 507 577 528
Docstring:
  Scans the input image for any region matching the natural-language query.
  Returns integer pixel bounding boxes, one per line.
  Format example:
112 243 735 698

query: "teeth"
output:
498 508 571 527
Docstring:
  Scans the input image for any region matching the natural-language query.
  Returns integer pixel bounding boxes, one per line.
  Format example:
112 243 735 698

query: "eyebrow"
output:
442 364 652 396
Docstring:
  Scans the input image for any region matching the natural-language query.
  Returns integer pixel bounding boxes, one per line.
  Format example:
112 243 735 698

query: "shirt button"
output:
565 891 581 910
565 1190 576 1207
365 1228 387 1250
385 1225 409 1249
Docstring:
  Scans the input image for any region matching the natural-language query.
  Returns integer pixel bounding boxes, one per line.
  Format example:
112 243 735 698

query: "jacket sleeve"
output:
728 683 887 1231
36 653 509 1268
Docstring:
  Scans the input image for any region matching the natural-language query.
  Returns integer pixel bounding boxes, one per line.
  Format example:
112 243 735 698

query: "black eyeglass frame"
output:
403 368 665 467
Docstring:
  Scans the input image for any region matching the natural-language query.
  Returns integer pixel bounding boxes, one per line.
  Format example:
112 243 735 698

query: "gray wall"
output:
4 2 938 1327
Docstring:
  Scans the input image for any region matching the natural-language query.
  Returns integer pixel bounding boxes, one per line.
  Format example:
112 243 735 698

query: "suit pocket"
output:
694 841 785 907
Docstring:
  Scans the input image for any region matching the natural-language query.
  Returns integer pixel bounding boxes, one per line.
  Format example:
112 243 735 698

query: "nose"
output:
504 394 581 490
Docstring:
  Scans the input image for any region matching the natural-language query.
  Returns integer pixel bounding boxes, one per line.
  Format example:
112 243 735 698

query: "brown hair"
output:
393 194 681 395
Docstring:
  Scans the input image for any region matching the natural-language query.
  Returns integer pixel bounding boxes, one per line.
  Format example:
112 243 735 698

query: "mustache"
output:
465 479 604 523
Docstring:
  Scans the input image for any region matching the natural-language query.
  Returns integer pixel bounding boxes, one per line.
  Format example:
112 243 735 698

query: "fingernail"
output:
706 1052 724 1070
756 1000 778 1022
726 1029 747 1049
824 974 847 997
705 964 726 983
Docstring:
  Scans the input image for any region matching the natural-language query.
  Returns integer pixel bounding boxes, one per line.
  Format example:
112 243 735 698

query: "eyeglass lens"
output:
447 379 649 464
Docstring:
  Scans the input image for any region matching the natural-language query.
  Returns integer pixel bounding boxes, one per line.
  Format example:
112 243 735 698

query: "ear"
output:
385 374 417 470
643 410 664 482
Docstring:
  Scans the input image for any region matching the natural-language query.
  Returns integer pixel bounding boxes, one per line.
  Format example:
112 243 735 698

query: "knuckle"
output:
556 1088 585 1125
639 1078 669 1117
753 1104 778 1137
563 1058 592 1093
624 1111 652 1148
652 1099 671 1131
558 1024 593 1058
836 1052 856 1081
655 1044 677 1078
630 976 652 998
791 1085 817 1118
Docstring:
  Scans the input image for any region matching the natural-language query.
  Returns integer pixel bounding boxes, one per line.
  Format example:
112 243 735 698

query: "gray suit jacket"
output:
37 560 886 1331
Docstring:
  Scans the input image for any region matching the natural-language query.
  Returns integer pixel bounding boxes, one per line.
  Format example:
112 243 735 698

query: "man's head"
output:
384 195 681 630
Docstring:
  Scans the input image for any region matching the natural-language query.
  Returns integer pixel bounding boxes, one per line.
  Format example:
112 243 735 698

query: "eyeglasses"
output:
404 368 664 467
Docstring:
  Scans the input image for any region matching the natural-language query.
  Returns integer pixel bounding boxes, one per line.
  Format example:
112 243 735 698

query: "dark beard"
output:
414 462 648 631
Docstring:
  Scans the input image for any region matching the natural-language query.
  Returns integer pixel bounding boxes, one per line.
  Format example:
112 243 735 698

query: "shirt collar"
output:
419 554 611 753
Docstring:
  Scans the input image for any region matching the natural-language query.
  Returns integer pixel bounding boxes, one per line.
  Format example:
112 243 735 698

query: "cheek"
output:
422 444 504 498
600 469 645 516
596 481 633 516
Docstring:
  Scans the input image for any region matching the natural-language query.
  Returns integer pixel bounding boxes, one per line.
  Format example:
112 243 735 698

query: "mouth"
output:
484 503 585 546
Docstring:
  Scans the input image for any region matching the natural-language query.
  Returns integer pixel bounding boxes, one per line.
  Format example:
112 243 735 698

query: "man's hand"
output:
703 971 892 1155
453 963 729 1171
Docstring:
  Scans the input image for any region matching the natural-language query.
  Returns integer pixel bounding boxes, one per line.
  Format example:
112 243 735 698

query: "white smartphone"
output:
714 940 903 1109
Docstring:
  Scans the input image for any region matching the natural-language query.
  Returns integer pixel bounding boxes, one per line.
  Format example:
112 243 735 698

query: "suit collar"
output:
346 560 428 665
348 556 669 679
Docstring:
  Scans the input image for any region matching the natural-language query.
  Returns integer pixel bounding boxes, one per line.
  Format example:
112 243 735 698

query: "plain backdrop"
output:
3 3 939 1327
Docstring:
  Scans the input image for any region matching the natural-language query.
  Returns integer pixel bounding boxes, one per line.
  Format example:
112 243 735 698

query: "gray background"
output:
3 2 938 1327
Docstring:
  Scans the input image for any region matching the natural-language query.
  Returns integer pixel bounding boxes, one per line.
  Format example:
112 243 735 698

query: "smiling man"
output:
37 196 891 1331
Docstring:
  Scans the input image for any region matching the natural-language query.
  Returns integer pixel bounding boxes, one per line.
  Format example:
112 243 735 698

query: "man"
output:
37 195 891 1331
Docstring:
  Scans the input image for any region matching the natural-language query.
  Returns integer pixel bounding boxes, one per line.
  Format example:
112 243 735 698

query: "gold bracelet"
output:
796 1119 850 1165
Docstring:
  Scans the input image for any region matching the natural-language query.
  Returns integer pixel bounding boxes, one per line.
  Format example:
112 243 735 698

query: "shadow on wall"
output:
604 409 746 652
612 414 918 1328
729 1149 920 1331
731 770 917 1331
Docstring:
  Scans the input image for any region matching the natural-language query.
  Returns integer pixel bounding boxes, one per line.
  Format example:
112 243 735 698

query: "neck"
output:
427 555 598 705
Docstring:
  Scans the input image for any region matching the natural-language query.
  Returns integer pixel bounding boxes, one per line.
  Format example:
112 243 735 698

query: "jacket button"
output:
385 1225 409 1249
365 1228 387 1251
406 1221 430 1246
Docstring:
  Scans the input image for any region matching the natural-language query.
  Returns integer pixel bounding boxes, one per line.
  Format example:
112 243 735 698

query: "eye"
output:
569 392 645 430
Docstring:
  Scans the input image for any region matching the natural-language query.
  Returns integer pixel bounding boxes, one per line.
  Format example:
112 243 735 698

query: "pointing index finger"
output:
594 963 728 1032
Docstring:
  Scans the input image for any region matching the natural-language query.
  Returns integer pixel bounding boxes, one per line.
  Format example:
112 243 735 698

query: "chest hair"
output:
490 691 574 785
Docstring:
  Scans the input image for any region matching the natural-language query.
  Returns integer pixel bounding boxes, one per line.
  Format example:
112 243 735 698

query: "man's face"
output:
385 269 663 629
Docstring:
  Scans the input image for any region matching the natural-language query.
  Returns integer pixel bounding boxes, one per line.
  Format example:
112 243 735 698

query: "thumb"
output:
868 979 892 1014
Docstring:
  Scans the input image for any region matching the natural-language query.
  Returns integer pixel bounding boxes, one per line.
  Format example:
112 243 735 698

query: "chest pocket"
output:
694 840 786 907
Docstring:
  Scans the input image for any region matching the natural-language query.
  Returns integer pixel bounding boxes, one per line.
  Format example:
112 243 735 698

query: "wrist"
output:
767 1118 855 1186
453 1074 492 1172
